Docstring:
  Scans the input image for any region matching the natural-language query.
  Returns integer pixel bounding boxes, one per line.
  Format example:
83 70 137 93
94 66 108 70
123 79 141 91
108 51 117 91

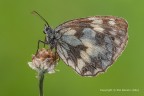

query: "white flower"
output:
28 48 59 74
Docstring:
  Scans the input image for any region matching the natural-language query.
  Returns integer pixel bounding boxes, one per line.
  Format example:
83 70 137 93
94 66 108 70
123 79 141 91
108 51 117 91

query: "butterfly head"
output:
43 24 53 35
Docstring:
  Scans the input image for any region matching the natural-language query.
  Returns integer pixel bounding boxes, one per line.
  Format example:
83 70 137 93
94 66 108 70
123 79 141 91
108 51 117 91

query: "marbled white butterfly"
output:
33 11 128 77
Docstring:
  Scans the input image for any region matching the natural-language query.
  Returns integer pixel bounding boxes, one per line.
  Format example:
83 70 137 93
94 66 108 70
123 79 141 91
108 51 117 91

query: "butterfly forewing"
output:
55 16 128 76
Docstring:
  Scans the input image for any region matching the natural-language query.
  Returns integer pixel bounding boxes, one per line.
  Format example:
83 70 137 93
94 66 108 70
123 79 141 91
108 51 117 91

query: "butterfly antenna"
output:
32 11 50 27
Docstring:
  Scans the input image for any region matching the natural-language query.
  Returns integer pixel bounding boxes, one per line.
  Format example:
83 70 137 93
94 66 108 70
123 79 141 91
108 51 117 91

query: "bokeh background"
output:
0 0 144 96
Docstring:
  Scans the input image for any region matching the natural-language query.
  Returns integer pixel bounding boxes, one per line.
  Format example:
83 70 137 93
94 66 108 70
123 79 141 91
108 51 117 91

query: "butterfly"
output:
32 11 128 77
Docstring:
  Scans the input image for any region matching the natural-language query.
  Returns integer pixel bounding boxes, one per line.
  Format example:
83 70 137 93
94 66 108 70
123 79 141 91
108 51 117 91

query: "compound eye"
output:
46 27 49 31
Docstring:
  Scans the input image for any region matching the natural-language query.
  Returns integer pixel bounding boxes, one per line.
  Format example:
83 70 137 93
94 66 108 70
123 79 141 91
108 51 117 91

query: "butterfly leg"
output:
36 40 47 54
43 36 46 48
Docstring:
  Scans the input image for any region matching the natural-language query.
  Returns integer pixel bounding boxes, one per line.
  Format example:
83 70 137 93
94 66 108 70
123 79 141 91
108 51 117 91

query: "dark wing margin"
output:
55 16 128 76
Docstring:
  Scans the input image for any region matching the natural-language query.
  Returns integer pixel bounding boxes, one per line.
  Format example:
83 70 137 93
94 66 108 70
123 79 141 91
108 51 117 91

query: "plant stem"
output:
38 72 44 96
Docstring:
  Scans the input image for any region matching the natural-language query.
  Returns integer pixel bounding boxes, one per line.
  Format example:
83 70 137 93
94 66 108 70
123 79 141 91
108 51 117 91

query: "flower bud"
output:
28 48 59 74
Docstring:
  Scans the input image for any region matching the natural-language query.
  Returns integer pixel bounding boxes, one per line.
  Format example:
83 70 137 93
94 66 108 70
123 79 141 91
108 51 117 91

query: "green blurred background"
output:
0 0 144 96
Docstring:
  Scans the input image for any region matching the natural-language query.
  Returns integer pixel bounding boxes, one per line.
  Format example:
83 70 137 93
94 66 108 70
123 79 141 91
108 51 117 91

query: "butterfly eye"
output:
43 25 50 34
46 27 49 31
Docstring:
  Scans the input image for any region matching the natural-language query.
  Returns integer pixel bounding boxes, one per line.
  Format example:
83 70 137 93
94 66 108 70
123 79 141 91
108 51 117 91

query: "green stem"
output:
38 72 44 96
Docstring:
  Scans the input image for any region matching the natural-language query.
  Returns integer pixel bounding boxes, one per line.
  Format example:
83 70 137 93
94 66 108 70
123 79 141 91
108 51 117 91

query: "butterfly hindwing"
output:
55 16 128 76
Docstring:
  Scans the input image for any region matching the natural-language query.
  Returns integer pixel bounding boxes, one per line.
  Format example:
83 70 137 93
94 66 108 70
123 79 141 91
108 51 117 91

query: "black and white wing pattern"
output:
54 16 128 76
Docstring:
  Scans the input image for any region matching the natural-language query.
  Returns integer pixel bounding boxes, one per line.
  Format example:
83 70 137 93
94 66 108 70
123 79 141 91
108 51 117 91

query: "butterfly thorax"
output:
44 26 57 49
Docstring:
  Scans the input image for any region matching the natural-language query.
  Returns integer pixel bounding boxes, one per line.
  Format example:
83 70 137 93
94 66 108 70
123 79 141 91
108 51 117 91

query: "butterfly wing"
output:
54 16 128 76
